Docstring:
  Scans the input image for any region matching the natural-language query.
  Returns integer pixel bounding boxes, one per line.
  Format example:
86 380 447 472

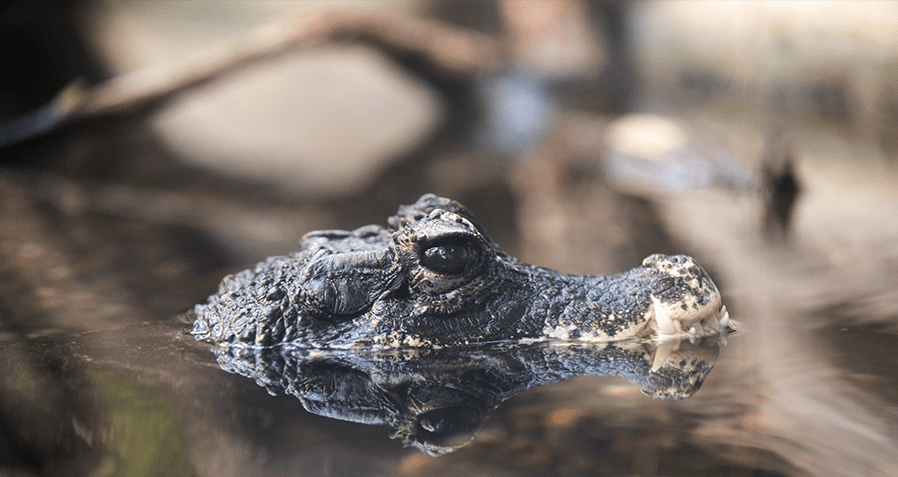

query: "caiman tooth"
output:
719 306 730 329
651 296 676 335
705 316 721 332
651 340 678 372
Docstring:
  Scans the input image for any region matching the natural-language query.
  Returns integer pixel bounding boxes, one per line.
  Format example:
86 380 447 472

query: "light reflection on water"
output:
6 296 898 477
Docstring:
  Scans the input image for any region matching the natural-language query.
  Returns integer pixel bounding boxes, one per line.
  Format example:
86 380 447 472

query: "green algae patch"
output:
90 372 196 477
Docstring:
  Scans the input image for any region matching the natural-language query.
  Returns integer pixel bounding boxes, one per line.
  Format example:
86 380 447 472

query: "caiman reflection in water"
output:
207 335 728 455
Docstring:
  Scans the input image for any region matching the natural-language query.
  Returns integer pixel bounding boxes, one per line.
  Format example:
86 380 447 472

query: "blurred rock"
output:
603 114 754 196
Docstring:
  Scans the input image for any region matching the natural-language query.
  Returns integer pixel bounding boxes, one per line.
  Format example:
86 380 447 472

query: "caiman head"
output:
192 194 729 348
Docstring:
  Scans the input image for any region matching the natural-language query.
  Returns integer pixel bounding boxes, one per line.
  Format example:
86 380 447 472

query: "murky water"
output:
1 318 739 476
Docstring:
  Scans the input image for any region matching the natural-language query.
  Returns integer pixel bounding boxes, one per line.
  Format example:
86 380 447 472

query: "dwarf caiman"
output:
192 194 729 348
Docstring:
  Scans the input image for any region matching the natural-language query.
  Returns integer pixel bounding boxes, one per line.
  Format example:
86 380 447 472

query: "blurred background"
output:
1 1 897 476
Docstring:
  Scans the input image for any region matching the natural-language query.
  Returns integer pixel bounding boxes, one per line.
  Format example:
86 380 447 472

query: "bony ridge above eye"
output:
420 242 470 275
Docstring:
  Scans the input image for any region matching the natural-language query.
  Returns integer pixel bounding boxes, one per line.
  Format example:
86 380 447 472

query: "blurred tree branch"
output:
0 10 502 147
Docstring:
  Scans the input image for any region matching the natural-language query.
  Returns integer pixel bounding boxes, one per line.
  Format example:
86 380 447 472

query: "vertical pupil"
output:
422 244 468 274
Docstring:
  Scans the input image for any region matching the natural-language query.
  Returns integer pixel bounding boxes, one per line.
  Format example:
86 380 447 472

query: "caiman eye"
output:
420 243 470 275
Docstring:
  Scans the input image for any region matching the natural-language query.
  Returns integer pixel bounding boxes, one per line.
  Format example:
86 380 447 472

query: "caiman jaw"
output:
646 296 730 372
647 296 730 342
634 253 731 343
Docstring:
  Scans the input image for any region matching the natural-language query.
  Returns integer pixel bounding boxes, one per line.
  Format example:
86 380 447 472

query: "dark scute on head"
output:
389 193 494 243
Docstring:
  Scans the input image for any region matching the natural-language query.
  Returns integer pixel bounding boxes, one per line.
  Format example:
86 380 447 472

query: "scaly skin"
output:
192 194 729 348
